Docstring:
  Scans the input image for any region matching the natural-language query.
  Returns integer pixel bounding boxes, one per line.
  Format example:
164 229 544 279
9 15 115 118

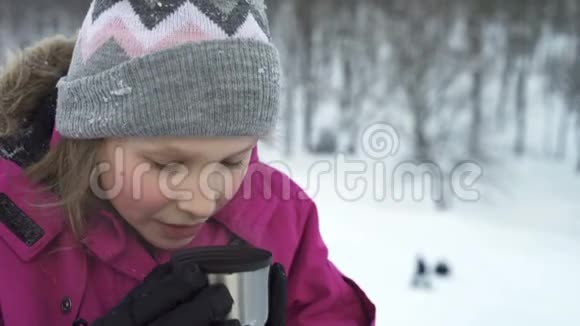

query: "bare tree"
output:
294 0 321 153
576 109 580 172
378 0 471 209
333 0 384 154
463 0 498 158
270 1 303 157
494 34 515 131
541 47 565 157
542 0 580 160
466 9 484 157
494 1 545 145
562 54 580 163
337 0 358 154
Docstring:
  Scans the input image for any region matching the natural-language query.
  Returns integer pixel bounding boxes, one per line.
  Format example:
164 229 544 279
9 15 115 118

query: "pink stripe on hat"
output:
149 22 213 54
81 18 146 60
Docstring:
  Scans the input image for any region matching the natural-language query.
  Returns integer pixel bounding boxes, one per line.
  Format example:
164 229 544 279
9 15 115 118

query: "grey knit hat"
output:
56 0 281 139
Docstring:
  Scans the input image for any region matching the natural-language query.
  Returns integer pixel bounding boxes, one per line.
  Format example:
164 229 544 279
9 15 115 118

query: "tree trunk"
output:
295 0 317 154
283 86 295 157
467 12 484 158
348 118 359 155
496 54 514 131
340 41 355 154
414 113 428 161
339 61 354 153
435 191 448 211
555 106 570 159
576 110 580 172
514 64 528 156
408 90 448 209
302 39 316 153
409 92 429 162
470 69 483 157
542 92 554 156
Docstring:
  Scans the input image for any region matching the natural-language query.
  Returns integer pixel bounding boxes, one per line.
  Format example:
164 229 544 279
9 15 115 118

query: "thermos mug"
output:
172 246 273 326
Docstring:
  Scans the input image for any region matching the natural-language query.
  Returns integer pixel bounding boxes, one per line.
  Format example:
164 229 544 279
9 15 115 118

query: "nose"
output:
176 191 217 220
173 167 220 219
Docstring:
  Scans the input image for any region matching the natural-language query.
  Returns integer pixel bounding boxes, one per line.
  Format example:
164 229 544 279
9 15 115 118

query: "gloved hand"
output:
266 263 287 326
91 261 238 326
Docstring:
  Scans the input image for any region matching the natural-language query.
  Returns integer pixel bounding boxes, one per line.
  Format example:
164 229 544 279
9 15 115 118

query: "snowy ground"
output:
260 145 580 326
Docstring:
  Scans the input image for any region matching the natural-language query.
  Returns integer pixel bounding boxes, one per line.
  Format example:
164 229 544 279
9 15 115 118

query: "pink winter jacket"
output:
0 36 375 325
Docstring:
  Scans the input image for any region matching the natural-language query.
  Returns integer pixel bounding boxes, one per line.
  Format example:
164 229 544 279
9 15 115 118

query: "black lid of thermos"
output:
171 246 273 274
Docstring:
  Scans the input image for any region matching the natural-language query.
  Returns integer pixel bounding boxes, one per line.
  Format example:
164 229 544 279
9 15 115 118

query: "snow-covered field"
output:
260 146 580 326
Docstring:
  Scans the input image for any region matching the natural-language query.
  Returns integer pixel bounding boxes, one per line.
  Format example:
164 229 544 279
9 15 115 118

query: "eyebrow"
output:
229 143 256 157
147 143 255 160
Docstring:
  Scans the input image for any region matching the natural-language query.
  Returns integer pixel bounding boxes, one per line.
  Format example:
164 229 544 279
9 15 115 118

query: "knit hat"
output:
56 0 281 139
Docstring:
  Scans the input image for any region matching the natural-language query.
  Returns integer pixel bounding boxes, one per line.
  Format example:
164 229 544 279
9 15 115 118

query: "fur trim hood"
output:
0 35 75 138
0 36 75 166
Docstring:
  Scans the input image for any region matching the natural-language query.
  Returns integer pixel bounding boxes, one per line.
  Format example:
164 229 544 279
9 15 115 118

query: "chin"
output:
142 234 195 251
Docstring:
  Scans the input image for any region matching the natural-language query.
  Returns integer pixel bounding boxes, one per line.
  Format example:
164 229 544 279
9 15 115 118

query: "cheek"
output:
101 159 170 223
219 166 249 203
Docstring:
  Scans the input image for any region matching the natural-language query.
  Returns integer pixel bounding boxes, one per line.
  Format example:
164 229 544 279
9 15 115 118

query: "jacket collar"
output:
0 159 66 261
211 154 281 245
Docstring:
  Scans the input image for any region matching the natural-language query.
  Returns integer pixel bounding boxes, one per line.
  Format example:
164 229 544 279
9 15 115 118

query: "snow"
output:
110 86 132 96
0 145 24 159
110 79 132 97
259 145 580 326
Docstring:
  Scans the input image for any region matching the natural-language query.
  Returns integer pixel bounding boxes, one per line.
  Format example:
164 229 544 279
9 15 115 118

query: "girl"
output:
0 0 375 325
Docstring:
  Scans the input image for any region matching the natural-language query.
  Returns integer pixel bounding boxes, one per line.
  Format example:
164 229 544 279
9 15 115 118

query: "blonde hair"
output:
24 138 105 239
0 35 103 240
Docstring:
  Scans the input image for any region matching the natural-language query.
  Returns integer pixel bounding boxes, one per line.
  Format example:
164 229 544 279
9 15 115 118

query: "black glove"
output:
266 263 287 326
91 261 237 326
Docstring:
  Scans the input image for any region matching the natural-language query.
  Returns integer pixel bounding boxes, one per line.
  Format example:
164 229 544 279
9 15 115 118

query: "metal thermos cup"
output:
172 246 272 326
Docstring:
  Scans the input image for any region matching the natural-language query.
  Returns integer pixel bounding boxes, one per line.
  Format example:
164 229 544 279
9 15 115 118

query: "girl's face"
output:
95 136 258 251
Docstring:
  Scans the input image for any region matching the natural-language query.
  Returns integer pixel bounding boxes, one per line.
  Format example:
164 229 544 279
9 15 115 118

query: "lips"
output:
158 221 204 239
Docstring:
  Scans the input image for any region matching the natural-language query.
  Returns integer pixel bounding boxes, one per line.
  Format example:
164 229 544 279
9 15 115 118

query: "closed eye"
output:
150 161 184 171
221 160 245 169
147 159 245 170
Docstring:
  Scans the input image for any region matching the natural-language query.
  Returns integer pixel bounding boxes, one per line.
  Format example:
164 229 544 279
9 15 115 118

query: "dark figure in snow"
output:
411 256 431 289
435 261 451 278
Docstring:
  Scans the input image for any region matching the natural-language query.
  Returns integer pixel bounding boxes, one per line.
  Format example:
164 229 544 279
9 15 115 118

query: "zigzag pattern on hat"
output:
79 0 270 62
